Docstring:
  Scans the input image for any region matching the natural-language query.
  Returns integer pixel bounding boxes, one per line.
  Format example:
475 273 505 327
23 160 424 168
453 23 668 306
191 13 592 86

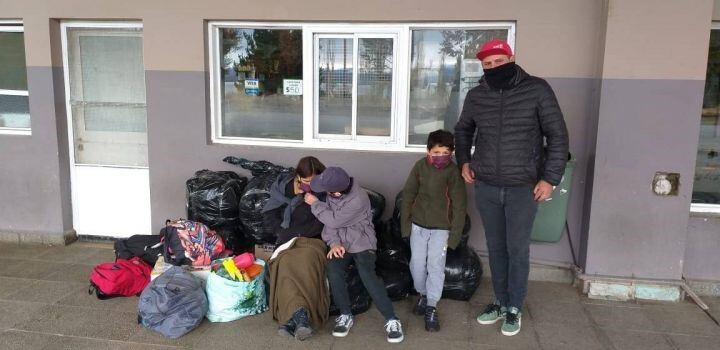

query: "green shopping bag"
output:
205 259 268 322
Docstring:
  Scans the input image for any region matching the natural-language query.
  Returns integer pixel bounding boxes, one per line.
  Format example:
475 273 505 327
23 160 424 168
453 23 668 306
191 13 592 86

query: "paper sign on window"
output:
283 79 303 96
245 79 260 96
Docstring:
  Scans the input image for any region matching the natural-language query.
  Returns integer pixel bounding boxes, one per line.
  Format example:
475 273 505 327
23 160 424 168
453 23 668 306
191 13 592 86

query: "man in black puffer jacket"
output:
455 39 568 337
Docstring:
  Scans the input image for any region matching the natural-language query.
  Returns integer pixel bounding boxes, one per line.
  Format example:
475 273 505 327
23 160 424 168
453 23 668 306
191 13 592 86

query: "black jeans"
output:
327 250 396 320
474 181 538 310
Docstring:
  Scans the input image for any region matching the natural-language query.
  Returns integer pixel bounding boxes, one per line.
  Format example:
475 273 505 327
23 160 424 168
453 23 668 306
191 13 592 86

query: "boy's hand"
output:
327 244 346 259
461 163 475 184
304 193 318 205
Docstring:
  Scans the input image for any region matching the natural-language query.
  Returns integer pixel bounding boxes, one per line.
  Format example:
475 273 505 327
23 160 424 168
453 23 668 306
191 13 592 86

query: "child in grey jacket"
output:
304 167 404 344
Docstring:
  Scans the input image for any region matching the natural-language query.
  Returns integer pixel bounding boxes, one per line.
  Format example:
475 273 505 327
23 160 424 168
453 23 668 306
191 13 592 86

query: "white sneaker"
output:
385 318 404 343
332 314 354 337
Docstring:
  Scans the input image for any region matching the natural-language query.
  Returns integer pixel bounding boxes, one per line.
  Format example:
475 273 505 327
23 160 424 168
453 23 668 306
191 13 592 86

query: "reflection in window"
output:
318 37 353 135
220 28 303 140
0 27 30 130
695 29 720 205
408 29 508 145
66 27 147 167
357 38 393 137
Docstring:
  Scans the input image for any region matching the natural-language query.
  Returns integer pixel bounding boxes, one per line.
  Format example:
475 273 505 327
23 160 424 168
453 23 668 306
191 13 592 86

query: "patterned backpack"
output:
160 219 225 266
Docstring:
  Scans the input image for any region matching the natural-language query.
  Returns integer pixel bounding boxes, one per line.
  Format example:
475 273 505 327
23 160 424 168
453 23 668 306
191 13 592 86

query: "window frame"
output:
60 20 148 169
0 20 31 135
208 21 515 152
690 22 720 214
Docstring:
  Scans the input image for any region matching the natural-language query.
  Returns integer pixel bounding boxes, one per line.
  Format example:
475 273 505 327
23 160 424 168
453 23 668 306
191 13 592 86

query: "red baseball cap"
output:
476 39 513 60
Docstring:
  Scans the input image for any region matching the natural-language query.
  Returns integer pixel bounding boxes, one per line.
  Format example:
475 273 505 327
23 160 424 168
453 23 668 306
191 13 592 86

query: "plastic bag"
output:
364 187 385 224
186 170 248 228
376 222 410 270
442 245 483 301
225 157 293 244
329 263 372 316
206 259 268 322
238 175 279 244
223 156 293 177
213 225 253 254
378 268 413 301
375 222 413 300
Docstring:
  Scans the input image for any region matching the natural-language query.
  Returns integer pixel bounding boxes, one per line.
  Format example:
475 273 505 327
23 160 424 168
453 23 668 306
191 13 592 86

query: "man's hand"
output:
533 180 554 202
304 193 318 205
461 163 475 184
327 244 346 259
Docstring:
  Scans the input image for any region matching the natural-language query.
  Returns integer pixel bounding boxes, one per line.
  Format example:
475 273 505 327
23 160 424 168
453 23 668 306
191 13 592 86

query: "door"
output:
62 22 151 238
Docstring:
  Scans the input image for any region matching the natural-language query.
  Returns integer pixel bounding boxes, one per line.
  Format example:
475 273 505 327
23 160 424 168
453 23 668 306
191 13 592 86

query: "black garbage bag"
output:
237 175 279 244
329 263 372 316
375 222 413 301
223 156 293 177
224 157 294 244
213 224 254 254
376 222 410 270
186 170 248 229
442 245 483 301
378 268 413 301
364 188 385 224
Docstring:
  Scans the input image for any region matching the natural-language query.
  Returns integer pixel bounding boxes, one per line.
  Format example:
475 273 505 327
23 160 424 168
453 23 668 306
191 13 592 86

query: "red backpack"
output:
88 256 152 299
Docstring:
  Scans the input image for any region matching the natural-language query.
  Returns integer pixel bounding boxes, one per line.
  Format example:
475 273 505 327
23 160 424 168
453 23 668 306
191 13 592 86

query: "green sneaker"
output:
501 307 521 336
476 303 505 325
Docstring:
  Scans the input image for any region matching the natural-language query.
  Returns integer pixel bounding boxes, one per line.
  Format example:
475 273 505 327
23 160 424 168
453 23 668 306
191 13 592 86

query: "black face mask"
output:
483 62 516 89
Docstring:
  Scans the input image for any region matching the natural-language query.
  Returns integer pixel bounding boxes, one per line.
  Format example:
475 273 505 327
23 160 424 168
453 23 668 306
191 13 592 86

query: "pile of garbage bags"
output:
377 192 483 301
186 157 482 306
186 170 249 253
224 157 294 245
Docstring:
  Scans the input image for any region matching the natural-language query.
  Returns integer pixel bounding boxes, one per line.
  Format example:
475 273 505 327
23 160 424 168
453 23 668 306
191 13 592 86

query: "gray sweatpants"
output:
409 223 449 307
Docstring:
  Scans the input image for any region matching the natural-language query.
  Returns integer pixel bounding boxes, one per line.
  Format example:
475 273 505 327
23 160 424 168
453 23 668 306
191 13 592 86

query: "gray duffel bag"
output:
138 266 208 339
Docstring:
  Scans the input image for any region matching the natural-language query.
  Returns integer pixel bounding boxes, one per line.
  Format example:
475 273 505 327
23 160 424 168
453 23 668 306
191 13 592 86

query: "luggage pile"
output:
85 156 484 339
89 219 268 339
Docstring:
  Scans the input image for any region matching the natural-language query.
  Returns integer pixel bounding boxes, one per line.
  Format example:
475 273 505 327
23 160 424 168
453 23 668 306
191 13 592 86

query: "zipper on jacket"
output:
495 89 504 179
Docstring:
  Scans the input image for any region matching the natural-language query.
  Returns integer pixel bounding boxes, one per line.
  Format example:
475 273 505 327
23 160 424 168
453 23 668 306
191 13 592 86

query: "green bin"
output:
530 159 575 243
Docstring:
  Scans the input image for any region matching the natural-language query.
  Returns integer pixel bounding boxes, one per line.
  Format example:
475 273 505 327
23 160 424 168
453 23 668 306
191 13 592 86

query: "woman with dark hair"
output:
263 156 329 341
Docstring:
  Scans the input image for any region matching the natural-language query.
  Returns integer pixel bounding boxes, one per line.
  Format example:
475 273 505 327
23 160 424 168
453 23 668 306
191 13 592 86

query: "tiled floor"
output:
0 242 718 349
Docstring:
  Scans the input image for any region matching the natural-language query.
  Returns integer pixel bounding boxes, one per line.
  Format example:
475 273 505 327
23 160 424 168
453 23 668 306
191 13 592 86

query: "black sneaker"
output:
332 314 354 337
425 306 440 332
292 308 313 341
413 295 427 316
277 318 296 338
385 318 404 343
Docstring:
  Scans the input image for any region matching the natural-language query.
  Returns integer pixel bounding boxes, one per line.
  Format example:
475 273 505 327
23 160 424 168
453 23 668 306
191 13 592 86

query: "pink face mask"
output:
299 182 312 193
428 154 452 169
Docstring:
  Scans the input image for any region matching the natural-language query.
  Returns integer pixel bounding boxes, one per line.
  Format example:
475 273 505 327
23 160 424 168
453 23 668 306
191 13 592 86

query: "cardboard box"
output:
254 243 276 262
151 258 211 288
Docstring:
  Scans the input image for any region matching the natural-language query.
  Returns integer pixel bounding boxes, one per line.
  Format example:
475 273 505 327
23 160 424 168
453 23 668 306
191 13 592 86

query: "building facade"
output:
1 0 719 299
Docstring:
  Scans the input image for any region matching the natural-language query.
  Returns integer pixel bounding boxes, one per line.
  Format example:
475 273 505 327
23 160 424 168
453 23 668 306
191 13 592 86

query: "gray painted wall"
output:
585 79 706 280
0 66 72 243
145 70 596 266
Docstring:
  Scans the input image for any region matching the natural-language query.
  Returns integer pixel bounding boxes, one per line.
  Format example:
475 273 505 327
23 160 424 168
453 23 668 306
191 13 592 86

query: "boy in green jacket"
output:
401 129 467 332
